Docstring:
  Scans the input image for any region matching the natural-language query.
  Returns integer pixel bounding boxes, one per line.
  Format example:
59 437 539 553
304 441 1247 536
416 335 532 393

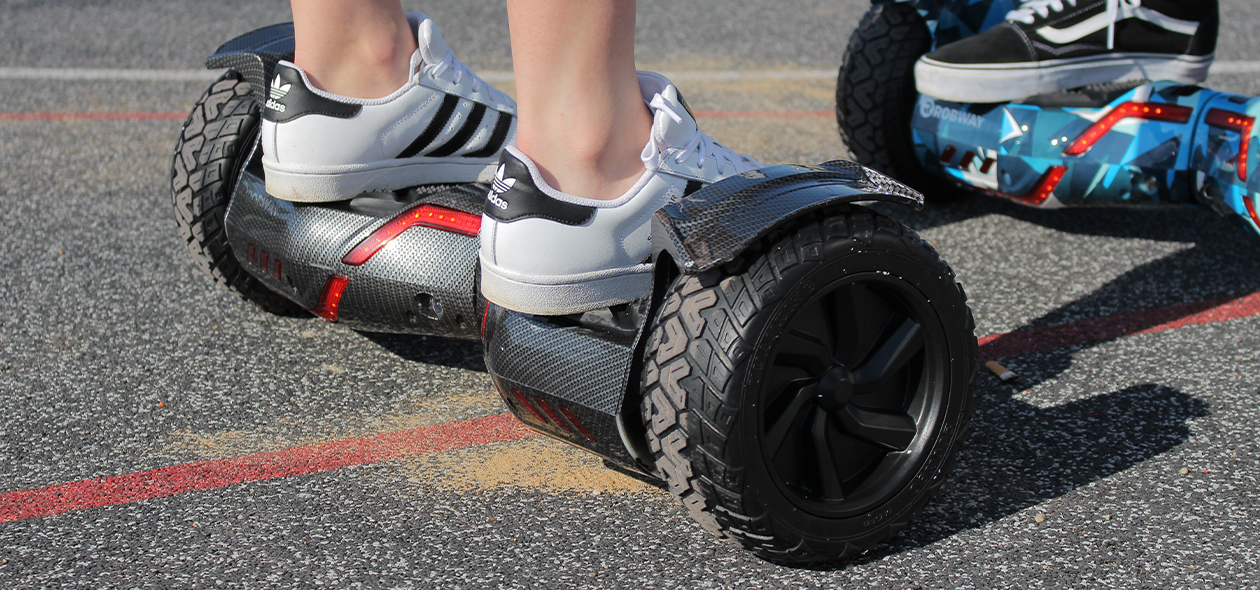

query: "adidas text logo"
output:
487 164 515 210
266 75 292 113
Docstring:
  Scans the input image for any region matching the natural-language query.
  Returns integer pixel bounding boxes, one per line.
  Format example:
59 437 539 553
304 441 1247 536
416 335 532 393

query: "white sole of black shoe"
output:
914 52 1214 103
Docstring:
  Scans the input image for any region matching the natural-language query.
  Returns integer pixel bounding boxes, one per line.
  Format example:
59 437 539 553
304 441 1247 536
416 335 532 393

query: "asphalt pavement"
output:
2 0 1260 588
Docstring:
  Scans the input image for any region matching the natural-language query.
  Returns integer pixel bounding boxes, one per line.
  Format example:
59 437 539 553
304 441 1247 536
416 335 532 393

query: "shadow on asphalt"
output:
835 383 1209 571
357 332 486 372
881 190 1259 246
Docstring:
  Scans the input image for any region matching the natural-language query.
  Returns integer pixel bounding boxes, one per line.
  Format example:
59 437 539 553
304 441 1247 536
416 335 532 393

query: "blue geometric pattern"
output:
892 0 1260 236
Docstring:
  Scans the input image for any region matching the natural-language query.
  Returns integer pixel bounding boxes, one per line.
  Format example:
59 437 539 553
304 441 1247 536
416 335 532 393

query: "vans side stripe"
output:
1035 12 1110 44
397 94 460 159
426 102 488 158
465 112 514 158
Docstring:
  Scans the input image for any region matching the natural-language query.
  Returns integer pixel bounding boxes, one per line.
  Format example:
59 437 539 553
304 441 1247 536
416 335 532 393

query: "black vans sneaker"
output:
915 0 1218 103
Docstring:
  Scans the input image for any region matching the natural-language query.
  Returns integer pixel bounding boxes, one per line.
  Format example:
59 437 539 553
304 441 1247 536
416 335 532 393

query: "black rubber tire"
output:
171 70 305 316
836 3 968 202
640 207 977 564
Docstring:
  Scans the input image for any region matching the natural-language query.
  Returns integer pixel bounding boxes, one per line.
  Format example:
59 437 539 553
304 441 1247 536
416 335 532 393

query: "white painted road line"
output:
0 67 221 81
2 61 1257 82
0 67 837 83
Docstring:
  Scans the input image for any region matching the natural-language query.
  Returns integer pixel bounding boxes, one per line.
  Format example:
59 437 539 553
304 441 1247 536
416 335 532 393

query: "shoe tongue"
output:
416 16 450 68
650 84 698 148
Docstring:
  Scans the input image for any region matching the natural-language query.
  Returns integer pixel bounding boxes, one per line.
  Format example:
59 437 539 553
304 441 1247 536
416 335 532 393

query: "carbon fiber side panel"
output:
482 301 650 470
652 161 923 273
205 24 295 107
225 141 485 339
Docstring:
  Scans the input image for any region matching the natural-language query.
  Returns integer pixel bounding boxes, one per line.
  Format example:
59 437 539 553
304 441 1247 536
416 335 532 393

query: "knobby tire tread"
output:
641 208 978 563
836 3 966 201
170 70 304 316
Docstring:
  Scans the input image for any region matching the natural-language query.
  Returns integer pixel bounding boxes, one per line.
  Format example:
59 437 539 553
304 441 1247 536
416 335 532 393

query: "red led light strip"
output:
510 389 547 424
1245 195 1260 230
1204 108 1255 182
531 397 573 434
343 204 481 266
1063 102 1193 157
311 275 349 322
1004 165 1068 206
558 407 598 442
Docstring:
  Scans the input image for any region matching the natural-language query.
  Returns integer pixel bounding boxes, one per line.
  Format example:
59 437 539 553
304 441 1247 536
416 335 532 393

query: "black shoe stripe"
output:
425 102 487 158
683 179 704 197
396 94 460 159
464 112 514 158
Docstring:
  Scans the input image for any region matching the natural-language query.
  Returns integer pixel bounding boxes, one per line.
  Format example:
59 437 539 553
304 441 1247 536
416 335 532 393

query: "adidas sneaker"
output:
478 72 761 315
260 12 516 202
915 0 1218 103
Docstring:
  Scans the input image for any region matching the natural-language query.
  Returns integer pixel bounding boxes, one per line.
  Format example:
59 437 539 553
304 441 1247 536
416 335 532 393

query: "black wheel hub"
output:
757 272 945 518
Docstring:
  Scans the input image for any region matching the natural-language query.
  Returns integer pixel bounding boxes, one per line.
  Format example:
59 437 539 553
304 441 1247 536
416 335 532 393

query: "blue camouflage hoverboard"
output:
837 0 1260 236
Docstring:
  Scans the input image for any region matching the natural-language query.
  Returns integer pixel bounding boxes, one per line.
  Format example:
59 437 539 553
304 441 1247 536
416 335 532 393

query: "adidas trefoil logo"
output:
265 75 292 113
487 164 515 210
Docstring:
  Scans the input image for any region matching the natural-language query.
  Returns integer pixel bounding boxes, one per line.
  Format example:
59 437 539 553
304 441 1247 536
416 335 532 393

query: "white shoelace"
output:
648 94 759 177
423 51 499 101
1007 0 1140 49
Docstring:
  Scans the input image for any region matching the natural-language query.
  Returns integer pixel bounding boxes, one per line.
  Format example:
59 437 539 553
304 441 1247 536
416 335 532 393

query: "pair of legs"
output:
289 0 649 201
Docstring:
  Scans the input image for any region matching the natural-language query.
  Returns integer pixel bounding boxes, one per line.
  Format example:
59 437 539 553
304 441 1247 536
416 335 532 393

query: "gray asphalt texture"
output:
3 0 1260 588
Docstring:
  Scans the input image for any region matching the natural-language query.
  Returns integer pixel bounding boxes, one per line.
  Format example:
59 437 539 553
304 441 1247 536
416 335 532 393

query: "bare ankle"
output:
293 11 417 99
519 104 653 201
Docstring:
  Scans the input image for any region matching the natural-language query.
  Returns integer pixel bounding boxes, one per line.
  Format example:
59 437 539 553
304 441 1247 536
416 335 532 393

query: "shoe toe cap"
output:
924 24 1036 66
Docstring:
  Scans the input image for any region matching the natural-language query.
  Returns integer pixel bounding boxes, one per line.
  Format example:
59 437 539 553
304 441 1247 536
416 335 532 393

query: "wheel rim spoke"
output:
829 284 864 364
852 315 923 396
810 409 846 500
765 383 818 459
837 405 918 451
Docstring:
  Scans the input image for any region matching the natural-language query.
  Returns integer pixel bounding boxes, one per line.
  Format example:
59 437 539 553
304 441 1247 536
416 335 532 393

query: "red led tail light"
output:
311 275 349 322
1205 108 1255 182
1063 102 1193 157
939 145 958 163
343 204 481 266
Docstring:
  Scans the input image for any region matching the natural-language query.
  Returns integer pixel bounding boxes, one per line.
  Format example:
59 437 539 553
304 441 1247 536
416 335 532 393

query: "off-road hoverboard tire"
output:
171 70 304 316
836 3 967 202
641 207 977 563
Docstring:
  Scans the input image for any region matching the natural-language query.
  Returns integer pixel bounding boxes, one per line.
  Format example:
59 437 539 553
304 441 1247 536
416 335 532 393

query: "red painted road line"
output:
0 413 534 524
0 110 831 122
0 112 185 121
980 290 1260 360
3 291 1257 524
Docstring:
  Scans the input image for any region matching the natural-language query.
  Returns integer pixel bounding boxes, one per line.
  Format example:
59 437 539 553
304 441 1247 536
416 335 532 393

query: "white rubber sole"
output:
915 52 1214 103
479 256 653 316
263 158 497 203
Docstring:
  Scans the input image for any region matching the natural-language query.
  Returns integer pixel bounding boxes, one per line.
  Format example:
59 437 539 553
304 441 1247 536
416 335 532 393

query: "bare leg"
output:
507 0 652 201
290 0 416 98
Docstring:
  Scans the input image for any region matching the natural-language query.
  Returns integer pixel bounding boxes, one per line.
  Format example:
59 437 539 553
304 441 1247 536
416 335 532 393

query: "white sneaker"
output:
260 12 516 202
478 71 761 315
